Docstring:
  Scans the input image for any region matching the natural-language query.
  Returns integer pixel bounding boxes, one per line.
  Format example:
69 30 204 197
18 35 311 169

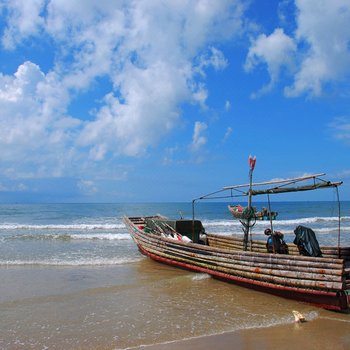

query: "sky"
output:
0 0 350 203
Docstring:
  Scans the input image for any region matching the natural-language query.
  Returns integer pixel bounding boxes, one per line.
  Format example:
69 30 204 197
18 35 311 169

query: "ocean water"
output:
0 202 349 349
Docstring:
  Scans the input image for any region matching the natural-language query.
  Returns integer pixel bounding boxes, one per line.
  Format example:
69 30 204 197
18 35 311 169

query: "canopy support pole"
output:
244 156 256 251
335 186 341 258
192 199 196 242
267 194 274 233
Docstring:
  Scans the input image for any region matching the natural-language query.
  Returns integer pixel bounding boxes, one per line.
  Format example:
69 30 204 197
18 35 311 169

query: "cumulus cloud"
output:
245 28 296 97
190 121 208 151
246 0 350 97
0 0 244 178
0 60 80 177
196 47 229 76
285 0 350 97
1 0 45 49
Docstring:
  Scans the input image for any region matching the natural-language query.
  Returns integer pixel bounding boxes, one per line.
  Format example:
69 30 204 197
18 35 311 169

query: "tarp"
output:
293 225 322 257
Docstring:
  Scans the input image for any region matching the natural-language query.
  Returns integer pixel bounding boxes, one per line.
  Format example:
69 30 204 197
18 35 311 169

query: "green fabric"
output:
241 207 255 220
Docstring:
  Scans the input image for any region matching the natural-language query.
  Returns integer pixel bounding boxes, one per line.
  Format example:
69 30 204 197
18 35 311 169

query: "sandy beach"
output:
130 316 350 350
1 203 350 349
4 262 350 350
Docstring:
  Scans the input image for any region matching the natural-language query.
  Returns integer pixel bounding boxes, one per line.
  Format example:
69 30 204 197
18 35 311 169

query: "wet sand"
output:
1 262 349 349
131 316 350 350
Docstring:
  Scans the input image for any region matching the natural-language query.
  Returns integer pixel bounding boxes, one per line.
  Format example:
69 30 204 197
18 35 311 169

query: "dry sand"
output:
130 315 350 350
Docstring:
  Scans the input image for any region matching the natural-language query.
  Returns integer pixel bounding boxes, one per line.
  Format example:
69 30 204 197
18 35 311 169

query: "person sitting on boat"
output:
261 207 268 216
265 228 289 254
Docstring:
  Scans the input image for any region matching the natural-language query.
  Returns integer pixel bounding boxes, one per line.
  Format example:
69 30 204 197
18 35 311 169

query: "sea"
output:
0 201 350 349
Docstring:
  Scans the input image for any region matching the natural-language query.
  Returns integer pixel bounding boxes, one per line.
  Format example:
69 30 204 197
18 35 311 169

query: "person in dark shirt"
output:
265 228 289 254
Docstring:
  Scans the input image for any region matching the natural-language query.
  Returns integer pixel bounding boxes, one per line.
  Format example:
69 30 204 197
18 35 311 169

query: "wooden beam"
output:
223 173 326 190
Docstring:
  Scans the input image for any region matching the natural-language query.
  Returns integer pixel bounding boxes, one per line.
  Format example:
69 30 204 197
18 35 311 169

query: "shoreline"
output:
128 315 350 350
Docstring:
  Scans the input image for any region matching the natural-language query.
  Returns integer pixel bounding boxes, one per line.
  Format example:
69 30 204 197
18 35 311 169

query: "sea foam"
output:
0 256 142 266
0 223 125 230
6 232 132 241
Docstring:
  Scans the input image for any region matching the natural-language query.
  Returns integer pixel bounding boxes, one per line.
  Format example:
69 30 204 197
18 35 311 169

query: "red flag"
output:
249 155 256 170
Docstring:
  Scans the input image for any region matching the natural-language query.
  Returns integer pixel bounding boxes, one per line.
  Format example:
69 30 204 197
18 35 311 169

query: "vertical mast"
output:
243 155 256 250
248 155 256 210
335 186 341 258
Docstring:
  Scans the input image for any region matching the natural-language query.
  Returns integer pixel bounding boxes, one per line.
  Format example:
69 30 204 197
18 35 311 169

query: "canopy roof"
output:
194 173 342 201
192 171 344 252
250 180 342 196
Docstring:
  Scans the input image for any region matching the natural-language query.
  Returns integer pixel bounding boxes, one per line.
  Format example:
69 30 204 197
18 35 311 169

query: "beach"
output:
1 262 349 350
131 317 350 350
0 202 349 349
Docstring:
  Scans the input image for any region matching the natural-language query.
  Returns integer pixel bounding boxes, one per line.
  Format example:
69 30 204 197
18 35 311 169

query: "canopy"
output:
191 170 343 254
224 173 342 197
193 173 342 201
250 181 342 196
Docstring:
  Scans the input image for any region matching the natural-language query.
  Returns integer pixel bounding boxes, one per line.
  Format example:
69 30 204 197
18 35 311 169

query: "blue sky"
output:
0 0 350 203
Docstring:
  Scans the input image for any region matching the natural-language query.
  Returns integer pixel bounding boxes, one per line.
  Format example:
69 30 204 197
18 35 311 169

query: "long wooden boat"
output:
124 160 350 311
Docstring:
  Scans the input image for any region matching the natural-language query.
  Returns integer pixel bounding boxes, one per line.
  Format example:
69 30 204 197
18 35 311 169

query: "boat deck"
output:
206 233 350 260
206 233 350 290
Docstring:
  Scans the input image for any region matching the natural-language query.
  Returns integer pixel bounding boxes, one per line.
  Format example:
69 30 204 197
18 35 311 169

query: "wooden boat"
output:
124 159 350 311
228 204 278 220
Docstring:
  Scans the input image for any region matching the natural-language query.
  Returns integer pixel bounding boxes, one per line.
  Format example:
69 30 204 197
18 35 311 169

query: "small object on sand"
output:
292 310 306 323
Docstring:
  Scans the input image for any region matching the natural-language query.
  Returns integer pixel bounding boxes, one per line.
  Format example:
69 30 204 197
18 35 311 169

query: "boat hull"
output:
125 216 350 311
137 243 348 311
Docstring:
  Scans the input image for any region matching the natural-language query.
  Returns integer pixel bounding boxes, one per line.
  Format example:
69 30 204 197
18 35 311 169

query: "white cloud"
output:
0 61 50 154
0 61 80 177
223 127 233 142
190 121 208 151
78 60 190 157
77 180 98 195
0 0 244 174
329 117 350 143
1 0 45 49
197 47 228 76
245 28 296 97
285 0 350 97
162 145 185 166
225 100 231 111
245 0 350 98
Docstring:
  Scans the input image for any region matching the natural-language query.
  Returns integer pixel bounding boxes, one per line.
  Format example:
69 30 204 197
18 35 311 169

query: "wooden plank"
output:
161 241 344 282
165 239 345 275
135 229 345 269
208 238 348 266
207 234 350 260
134 232 345 282
138 238 344 291
126 221 346 272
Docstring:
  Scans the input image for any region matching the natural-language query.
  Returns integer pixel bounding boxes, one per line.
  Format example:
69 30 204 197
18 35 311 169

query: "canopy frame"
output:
192 170 343 256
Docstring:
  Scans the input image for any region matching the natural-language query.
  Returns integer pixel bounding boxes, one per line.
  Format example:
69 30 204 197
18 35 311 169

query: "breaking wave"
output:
0 223 125 230
0 256 142 266
202 216 350 237
5 232 132 241
203 216 350 227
